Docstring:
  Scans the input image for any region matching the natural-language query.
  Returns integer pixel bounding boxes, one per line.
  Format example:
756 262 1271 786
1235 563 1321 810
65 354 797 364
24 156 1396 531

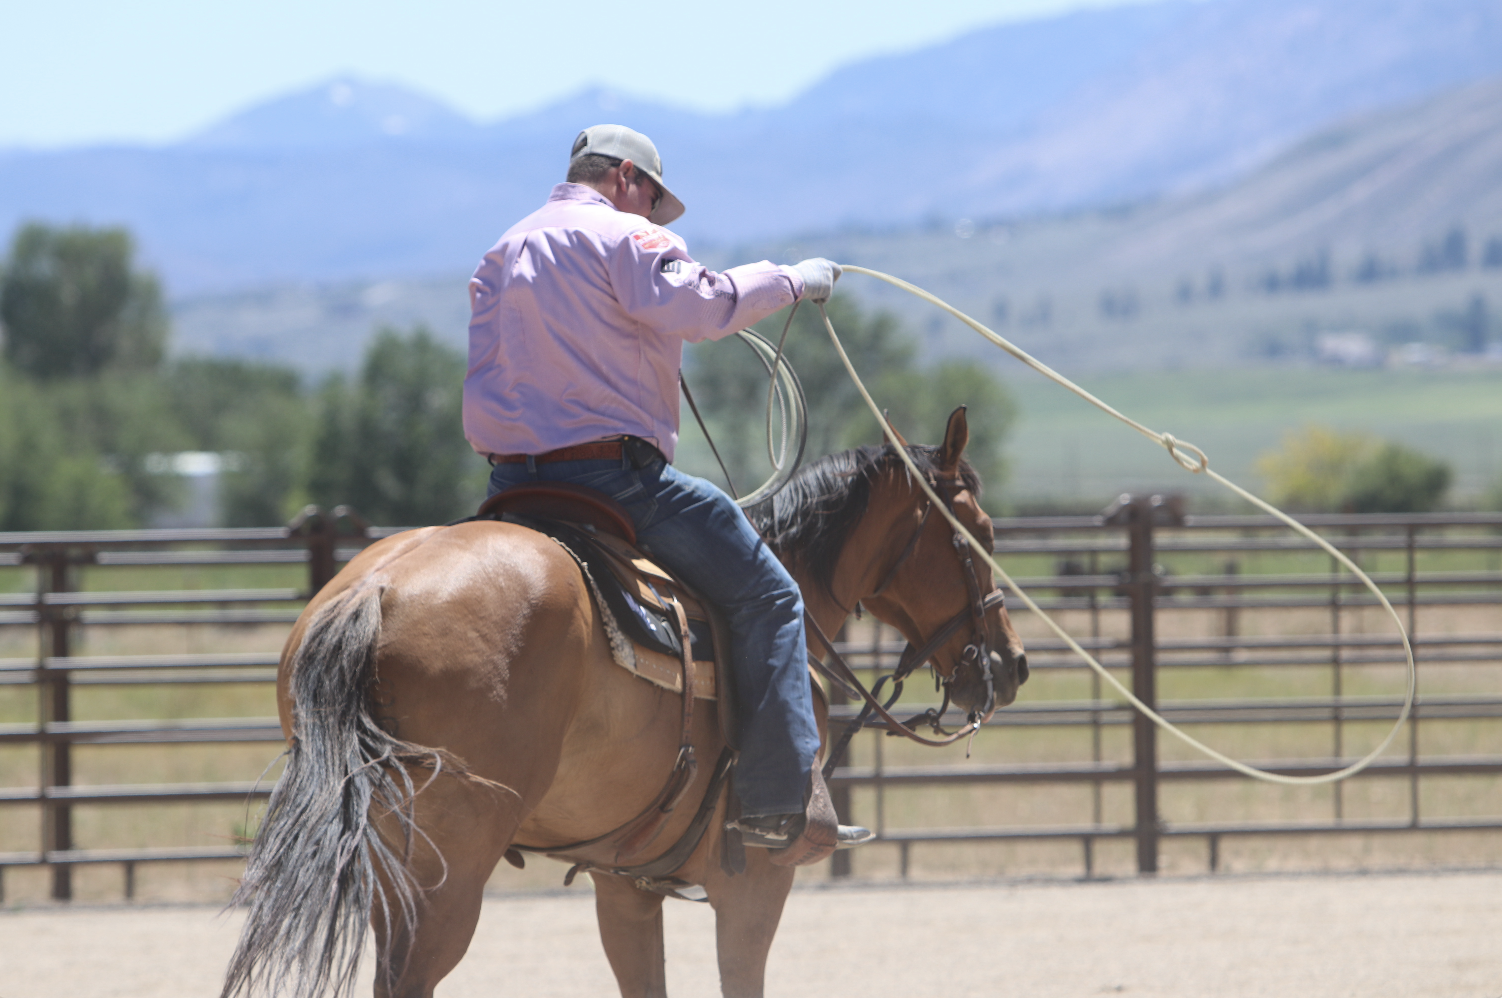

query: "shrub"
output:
1258 426 1452 514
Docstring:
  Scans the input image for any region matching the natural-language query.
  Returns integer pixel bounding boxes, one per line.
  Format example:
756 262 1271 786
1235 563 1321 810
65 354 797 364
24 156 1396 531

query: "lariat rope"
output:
822 266 1416 786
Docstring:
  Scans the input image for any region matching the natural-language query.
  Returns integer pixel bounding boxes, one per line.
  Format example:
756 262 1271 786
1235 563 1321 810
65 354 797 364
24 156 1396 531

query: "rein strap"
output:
805 612 982 751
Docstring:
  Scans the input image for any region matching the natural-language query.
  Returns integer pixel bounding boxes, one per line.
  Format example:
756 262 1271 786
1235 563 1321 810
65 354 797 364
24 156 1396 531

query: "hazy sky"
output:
2 0 1161 148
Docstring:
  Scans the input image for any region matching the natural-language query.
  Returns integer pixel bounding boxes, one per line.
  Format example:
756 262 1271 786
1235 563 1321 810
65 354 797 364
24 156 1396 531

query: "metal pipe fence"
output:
825 500 1502 879
2 502 1500 900
0 507 384 901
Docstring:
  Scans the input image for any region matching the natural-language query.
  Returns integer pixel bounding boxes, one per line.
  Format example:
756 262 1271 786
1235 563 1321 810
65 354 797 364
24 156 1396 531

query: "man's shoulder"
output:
626 224 675 254
485 186 690 269
501 197 645 245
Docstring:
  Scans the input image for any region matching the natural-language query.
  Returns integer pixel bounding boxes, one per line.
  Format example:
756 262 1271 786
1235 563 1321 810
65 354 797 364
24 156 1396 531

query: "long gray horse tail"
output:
221 582 456 998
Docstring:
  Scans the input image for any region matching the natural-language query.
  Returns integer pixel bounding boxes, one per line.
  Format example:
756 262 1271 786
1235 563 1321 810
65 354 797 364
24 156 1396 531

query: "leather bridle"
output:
808 473 1009 775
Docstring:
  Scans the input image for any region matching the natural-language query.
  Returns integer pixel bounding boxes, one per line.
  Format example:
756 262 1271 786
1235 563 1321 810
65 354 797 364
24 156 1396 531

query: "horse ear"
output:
938 405 969 473
882 409 910 448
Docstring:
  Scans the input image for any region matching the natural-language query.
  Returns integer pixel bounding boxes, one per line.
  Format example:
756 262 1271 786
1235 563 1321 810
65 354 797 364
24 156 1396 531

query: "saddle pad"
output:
550 523 715 663
579 531 740 746
505 516 720 701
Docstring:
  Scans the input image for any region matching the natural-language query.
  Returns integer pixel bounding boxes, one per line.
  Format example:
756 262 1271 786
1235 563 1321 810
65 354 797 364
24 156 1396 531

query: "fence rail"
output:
2 502 1500 900
823 500 1502 879
0 507 379 901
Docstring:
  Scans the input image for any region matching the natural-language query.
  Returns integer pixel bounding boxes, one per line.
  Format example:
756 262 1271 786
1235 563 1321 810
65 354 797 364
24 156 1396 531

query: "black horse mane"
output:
748 443 981 601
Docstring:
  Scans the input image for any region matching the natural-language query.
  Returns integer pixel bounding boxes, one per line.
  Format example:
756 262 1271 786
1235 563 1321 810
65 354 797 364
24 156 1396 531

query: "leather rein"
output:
807 475 1007 776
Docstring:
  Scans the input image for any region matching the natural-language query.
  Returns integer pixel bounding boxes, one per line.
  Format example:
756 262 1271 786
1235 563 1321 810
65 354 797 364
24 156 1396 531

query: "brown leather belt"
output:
488 440 626 465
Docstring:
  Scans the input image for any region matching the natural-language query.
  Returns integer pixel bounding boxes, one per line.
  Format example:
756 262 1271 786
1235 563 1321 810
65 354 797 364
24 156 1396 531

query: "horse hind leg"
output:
370 769 526 998
591 871 669 998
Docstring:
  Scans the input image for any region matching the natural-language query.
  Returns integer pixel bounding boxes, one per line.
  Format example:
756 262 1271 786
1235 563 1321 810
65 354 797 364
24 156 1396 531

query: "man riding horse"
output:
463 123 872 858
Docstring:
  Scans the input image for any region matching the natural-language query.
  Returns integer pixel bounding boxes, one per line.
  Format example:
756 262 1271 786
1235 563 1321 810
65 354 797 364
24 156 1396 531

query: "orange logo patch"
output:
631 227 672 252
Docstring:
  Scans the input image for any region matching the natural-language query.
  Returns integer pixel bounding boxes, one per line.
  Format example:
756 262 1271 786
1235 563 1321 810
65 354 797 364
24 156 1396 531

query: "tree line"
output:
12 221 1472 527
0 223 1021 532
684 297 1015 500
0 223 486 530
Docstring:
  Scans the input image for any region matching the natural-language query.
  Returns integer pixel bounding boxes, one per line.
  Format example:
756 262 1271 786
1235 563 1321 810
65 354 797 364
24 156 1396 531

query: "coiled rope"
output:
681 326 809 509
824 265 1416 786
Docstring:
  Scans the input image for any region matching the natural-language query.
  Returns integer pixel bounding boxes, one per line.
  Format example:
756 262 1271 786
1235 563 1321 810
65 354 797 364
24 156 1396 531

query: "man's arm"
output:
608 225 805 343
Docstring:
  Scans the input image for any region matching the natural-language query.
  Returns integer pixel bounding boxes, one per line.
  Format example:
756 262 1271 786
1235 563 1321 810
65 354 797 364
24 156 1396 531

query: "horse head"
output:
860 406 1029 722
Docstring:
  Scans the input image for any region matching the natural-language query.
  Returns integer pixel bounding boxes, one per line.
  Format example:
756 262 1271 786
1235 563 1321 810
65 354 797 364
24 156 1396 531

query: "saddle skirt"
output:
476 484 726 706
585 530 720 702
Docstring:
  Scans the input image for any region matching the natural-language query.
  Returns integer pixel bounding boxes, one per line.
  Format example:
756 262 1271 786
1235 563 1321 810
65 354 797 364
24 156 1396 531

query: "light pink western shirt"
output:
464 184 804 461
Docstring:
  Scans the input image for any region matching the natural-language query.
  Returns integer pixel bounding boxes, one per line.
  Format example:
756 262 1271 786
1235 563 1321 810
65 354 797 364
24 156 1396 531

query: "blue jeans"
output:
488 454 820 816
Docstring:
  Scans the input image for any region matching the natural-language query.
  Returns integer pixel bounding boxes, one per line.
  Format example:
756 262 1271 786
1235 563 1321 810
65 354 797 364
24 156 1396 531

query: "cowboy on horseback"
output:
464 124 873 856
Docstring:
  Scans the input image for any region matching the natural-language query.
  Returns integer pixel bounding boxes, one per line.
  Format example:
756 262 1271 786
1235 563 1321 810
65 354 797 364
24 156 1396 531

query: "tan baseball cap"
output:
570 124 685 226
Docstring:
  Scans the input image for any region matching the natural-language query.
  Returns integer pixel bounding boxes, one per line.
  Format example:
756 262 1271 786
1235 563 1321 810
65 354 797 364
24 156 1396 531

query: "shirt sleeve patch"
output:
631 226 673 252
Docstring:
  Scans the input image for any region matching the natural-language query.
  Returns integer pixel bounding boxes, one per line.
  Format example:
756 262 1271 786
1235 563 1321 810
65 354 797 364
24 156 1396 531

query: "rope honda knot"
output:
1160 433 1209 474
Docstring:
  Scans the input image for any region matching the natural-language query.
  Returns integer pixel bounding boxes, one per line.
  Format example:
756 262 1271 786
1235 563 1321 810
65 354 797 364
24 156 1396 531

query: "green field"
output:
671 356 1502 515
996 365 1502 509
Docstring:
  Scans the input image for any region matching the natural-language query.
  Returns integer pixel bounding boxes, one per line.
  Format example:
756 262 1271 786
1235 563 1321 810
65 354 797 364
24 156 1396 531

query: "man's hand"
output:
792 258 842 304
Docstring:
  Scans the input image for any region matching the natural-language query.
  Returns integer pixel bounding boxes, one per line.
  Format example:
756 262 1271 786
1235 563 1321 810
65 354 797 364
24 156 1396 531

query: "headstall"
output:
808 474 1007 776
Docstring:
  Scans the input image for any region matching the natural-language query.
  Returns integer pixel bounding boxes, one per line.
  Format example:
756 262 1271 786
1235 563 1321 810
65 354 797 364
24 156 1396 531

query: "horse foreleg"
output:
592 871 669 998
706 848 796 998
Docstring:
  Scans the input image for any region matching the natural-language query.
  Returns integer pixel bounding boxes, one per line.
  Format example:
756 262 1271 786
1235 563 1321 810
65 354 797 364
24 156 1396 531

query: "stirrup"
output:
726 814 875 850
726 813 801 848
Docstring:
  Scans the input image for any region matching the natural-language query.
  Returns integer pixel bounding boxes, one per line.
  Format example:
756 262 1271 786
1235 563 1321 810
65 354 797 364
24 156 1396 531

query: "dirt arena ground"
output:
2 869 1499 997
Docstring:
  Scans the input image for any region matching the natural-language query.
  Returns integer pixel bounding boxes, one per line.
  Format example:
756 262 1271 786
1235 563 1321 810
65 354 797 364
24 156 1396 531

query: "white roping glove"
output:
792 258 842 304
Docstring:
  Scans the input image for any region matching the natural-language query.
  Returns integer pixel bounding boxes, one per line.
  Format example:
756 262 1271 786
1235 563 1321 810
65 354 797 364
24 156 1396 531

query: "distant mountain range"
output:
5 0 1502 294
786 73 1502 372
1094 76 1502 270
168 72 1502 375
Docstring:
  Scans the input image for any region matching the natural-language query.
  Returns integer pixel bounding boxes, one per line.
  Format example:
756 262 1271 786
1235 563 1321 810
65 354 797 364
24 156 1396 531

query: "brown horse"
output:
221 407 1026 998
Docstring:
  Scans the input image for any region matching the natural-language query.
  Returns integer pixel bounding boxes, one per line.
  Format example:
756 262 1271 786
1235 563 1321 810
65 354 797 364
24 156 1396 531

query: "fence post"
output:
1222 559 1239 650
828 620 853 879
290 506 336 596
1105 493 1182 876
289 505 368 597
27 544 86 901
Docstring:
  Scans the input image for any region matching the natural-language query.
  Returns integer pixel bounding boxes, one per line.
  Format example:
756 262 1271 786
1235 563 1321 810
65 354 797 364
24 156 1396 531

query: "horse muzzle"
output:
990 645 1028 706
946 640 1027 722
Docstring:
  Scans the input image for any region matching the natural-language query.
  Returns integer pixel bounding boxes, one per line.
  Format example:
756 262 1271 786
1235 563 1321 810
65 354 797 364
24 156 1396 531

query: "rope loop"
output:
1160 433 1209 474
827 267 1416 788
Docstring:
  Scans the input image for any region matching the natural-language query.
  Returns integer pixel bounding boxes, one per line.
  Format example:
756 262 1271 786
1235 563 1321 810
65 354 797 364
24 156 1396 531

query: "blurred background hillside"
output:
2 0 1500 526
